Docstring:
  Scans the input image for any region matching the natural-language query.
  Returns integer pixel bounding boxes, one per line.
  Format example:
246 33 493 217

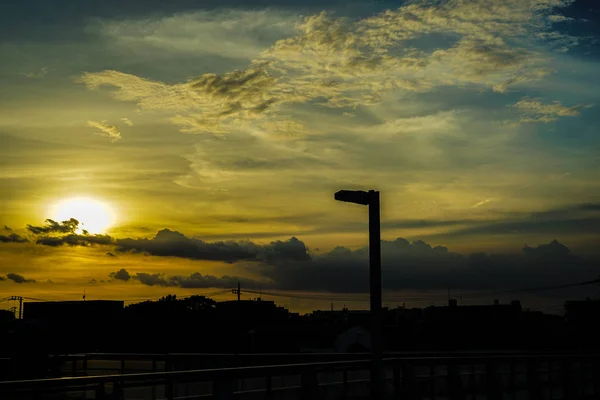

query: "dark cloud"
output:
115 229 256 262
131 270 268 289
115 229 307 264
247 238 599 293
5 273 36 284
27 218 80 235
97 233 600 294
3 225 12 231
0 233 28 243
106 252 117 257
110 268 131 281
36 234 113 247
134 272 168 287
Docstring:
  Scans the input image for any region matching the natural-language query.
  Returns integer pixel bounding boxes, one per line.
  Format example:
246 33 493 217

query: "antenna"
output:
83 290 86 301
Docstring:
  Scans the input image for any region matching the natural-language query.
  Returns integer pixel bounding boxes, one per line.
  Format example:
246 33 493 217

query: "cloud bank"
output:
78 0 580 134
4 211 600 293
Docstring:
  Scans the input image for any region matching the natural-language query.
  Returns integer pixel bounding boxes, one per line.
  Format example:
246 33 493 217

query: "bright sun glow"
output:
51 197 116 234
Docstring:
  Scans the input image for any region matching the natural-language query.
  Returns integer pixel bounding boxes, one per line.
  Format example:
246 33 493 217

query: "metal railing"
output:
52 350 575 376
2 353 600 400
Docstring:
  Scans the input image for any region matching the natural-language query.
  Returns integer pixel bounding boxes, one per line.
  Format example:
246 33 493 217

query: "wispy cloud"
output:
87 120 122 141
120 117 134 126
513 97 589 123
90 9 301 60
78 0 578 135
471 198 495 208
20 67 48 79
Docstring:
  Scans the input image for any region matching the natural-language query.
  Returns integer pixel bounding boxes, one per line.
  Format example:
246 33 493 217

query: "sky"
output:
1 0 599 313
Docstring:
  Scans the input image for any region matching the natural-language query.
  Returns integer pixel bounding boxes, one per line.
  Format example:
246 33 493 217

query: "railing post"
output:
447 361 464 400
393 362 400 398
266 375 274 400
166 376 174 400
562 358 574 400
95 382 106 400
593 356 600 398
112 379 125 400
526 360 544 400
508 360 516 400
428 361 435 399
301 367 320 400
400 363 417 400
151 358 157 400
485 361 501 400
213 375 235 400
342 369 349 400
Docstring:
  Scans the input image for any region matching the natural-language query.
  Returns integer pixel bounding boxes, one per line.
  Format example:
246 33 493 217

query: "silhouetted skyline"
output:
1 0 600 311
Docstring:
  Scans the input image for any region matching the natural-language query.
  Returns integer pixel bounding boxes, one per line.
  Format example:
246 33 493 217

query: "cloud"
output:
110 268 131 282
96 237 598 294
115 229 258 262
78 0 578 135
513 97 589 123
90 9 301 60
132 270 268 289
0 233 28 243
472 198 495 208
35 233 113 247
255 238 599 293
87 120 122 141
115 229 308 265
120 118 134 126
27 218 80 235
20 67 48 79
26 218 113 247
5 273 36 284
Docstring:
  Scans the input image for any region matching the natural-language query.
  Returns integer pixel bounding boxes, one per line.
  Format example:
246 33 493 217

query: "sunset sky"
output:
1 0 599 312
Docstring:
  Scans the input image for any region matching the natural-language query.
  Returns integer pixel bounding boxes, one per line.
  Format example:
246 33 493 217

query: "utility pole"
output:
232 282 241 302
9 296 23 319
231 282 242 356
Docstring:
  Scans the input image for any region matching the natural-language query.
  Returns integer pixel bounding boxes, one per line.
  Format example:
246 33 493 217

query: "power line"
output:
241 278 599 305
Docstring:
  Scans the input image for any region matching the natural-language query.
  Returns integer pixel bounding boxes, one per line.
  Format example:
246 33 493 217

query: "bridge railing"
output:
54 350 576 376
2 354 600 400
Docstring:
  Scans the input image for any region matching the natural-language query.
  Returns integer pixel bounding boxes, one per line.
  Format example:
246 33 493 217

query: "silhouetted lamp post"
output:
334 189 383 400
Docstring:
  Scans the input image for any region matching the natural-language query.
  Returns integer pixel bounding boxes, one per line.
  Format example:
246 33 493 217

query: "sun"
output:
50 197 116 234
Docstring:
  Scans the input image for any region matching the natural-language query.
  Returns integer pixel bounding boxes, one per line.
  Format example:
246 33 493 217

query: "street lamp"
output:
334 189 383 400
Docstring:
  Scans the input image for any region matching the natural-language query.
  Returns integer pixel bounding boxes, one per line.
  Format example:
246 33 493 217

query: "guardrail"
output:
2 354 600 400
54 350 576 376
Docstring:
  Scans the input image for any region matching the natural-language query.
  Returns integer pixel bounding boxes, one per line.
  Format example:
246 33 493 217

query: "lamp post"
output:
334 189 383 400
